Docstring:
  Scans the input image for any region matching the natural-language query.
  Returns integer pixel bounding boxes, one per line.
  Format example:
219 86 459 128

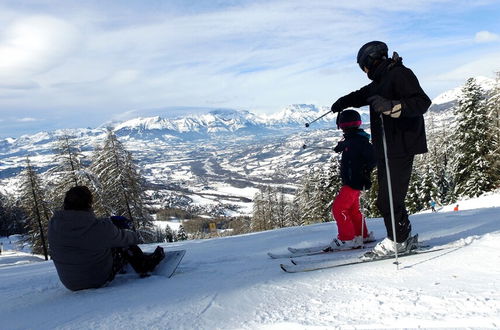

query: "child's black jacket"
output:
334 128 376 190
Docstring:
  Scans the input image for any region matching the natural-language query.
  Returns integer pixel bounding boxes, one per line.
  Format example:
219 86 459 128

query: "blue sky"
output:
0 0 499 138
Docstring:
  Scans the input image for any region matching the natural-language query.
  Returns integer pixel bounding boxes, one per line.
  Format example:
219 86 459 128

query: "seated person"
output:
49 186 164 291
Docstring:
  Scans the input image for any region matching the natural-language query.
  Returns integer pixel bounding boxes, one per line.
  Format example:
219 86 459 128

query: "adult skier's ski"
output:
268 241 376 259
280 246 454 273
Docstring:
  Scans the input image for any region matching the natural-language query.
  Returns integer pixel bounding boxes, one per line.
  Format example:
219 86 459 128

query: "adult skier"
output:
326 109 376 251
330 41 431 258
49 186 165 291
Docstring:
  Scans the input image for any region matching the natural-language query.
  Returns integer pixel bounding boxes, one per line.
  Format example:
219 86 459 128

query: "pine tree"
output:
365 169 380 218
177 225 188 240
285 196 301 227
0 192 26 236
296 167 323 224
274 187 287 228
486 72 500 187
17 158 51 259
263 185 278 229
251 185 281 231
251 189 267 231
406 163 424 214
418 157 440 211
47 134 93 208
451 78 497 198
164 225 175 242
90 130 155 242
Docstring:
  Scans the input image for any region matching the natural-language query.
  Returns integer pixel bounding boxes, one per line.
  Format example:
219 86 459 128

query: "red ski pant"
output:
331 185 368 241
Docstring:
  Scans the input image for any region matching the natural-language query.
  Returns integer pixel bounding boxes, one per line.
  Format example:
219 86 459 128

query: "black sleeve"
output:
335 84 373 110
334 141 345 153
394 68 431 118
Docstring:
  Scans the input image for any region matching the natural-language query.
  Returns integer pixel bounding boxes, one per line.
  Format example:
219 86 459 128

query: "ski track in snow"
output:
1 194 500 329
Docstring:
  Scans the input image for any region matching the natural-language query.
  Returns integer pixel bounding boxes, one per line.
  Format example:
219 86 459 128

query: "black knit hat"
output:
63 186 93 211
337 109 361 129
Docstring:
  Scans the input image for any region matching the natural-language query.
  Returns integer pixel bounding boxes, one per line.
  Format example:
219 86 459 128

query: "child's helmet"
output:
357 41 388 71
337 109 361 129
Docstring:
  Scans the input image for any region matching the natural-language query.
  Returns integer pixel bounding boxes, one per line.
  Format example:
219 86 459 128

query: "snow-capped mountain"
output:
429 76 495 112
0 104 345 215
0 75 495 215
112 109 268 137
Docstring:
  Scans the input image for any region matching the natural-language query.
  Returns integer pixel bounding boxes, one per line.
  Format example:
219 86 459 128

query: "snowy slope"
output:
1 192 499 329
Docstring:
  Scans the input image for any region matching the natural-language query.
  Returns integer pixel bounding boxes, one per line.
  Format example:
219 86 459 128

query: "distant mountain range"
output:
0 76 495 216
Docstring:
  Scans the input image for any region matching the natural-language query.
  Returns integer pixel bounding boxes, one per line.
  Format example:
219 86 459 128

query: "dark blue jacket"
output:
334 129 376 190
49 210 139 291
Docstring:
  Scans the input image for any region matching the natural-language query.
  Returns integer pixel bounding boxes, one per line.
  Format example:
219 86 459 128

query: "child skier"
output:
325 109 376 251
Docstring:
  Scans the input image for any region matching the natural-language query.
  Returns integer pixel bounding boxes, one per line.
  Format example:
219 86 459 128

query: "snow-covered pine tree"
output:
406 162 424 214
17 158 51 260
164 224 175 242
251 190 266 231
47 134 93 208
0 192 26 236
285 196 301 227
177 225 188 240
418 156 440 211
365 169 380 218
263 185 278 229
90 129 155 242
274 186 287 228
295 171 315 225
486 72 500 187
432 123 454 204
324 155 342 215
294 155 341 225
451 77 497 198
251 185 281 231
297 167 326 224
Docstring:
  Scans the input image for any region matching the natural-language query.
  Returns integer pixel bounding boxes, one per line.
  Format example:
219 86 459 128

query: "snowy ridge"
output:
0 192 499 328
0 76 494 213
430 76 495 112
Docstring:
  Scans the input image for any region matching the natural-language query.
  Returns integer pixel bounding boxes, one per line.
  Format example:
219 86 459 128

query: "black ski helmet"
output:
337 109 361 129
357 41 388 71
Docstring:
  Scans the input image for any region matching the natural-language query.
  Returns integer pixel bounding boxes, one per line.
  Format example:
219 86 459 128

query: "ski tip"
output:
291 259 298 265
280 264 288 272
267 252 278 259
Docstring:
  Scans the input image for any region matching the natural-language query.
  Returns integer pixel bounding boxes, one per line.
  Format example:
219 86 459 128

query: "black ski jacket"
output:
334 129 376 190
334 59 431 159
49 210 139 291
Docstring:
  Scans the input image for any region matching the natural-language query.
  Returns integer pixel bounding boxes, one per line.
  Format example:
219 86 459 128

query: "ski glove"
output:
331 100 344 113
367 95 402 118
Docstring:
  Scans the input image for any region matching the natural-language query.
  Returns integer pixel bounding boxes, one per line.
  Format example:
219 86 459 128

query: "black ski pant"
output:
108 245 154 282
376 155 414 243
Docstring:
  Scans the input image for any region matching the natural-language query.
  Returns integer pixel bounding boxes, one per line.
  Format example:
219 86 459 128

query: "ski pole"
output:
360 188 365 249
301 144 331 150
380 113 399 268
305 110 333 127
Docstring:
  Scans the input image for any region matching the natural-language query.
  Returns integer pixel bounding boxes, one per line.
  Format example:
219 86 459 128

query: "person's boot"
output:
144 246 166 273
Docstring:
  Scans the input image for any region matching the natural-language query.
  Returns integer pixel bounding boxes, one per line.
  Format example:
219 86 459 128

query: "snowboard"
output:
153 249 186 278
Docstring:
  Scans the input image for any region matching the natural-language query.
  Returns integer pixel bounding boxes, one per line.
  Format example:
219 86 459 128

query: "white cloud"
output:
16 117 38 122
1 0 500 138
0 15 81 78
475 31 500 43
430 51 500 82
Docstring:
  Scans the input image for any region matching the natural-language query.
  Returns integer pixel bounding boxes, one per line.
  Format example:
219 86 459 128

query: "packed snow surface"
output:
1 193 499 329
